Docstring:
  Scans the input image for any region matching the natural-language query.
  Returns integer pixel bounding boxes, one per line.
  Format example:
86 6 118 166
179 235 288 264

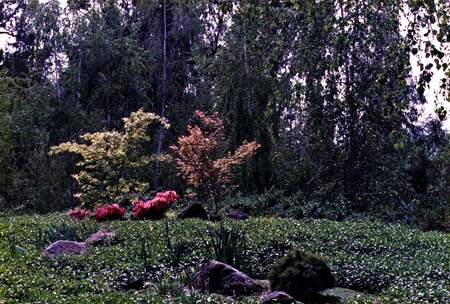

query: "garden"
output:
1 212 449 303
0 79 449 304
1 1 450 303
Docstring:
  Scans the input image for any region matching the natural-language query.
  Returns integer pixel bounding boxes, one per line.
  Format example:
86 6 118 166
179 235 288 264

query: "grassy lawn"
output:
0 213 449 303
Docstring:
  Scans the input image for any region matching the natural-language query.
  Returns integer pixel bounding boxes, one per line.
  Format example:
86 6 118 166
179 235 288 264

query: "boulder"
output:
191 260 263 296
226 210 249 220
43 240 87 258
261 291 296 304
177 203 208 220
85 229 117 246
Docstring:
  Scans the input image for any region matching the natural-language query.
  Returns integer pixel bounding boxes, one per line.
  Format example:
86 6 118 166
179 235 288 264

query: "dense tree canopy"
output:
0 0 449 222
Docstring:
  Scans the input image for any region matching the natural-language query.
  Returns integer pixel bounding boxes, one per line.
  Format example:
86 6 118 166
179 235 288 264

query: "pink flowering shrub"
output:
68 207 90 221
133 190 179 220
94 204 126 222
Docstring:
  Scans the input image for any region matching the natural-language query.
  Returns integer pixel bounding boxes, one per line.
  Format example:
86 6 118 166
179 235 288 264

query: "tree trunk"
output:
155 0 167 189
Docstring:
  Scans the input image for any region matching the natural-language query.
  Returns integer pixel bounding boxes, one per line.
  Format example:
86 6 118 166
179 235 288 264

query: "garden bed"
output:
0 214 449 303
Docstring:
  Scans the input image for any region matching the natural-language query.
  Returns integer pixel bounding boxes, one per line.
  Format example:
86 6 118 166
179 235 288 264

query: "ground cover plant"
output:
2 1 450 303
0 213 449 303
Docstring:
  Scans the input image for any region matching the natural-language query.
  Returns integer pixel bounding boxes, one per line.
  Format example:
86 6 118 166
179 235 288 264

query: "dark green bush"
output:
420 205 450 232
223 190 352 220
268 248 335 300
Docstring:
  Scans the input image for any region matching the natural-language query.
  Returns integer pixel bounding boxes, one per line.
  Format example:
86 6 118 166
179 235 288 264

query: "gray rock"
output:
85 229 117 246
191 260 263 296
261 291 296 303
320 287 366 303
43 240 87 258
178 203 209 220
226 210 249 220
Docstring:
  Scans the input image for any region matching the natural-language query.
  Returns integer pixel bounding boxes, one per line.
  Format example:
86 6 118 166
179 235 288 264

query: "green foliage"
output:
147 267 197 299
0 73 67 211
34 222 93 250
0 214 449 303
200 222 248 270
138 229 156 271
50 109 169 208
1 0 450 220
6 234 26 258
62 0 152 132
268 248 335 300
0 73 15 198
420 205 450 232
163 220 191 268
224 190 351 221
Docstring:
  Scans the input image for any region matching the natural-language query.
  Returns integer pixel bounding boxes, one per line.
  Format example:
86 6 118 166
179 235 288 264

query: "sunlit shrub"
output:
49 109 170 209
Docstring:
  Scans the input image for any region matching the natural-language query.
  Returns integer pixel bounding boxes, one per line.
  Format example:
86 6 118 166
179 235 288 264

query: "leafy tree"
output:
405 0 450 105
170 110 260 214
0 74 15 206
208 3 286 193
50 109 169 208
60 0 150 134
0 72 66 211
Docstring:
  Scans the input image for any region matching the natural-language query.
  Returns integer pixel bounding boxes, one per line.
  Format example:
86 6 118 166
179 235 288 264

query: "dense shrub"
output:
420 205 450 232
132 191 179 220
268 248 335 300
49 109 169 209
67 208 90 221
225 190 351 220
94 204 126 221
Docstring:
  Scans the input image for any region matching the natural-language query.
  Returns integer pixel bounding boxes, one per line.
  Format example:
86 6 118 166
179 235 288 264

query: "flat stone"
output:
320 287 366 303
85 229 117 246
226 210 249 220
261 291 296 304
43 240 87 258
190 260 263 296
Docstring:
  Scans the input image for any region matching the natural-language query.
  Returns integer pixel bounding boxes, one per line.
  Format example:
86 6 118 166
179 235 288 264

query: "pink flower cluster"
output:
67 207 90 221
94 204 126 222
133 190 179 220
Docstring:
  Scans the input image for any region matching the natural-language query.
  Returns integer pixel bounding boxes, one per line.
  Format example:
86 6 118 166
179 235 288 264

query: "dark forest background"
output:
0 0 449 226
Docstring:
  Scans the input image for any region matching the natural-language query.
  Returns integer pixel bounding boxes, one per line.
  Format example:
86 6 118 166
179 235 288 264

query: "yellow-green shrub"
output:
50 109 169 208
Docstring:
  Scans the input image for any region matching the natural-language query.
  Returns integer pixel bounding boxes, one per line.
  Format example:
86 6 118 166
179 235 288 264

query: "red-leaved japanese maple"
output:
170 110 260 213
